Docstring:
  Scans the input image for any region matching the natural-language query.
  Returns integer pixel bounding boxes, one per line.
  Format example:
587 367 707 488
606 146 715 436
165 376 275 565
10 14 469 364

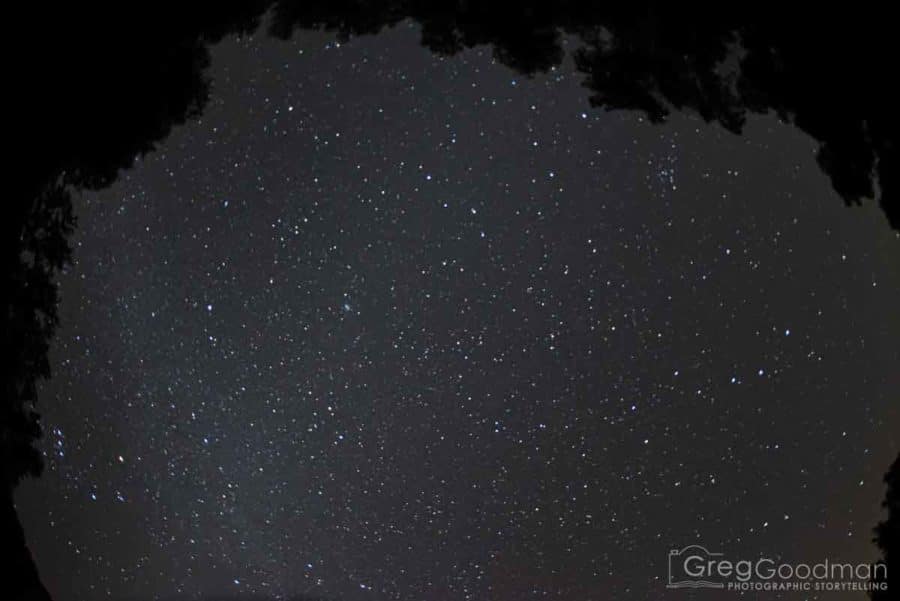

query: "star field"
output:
16 22 900 601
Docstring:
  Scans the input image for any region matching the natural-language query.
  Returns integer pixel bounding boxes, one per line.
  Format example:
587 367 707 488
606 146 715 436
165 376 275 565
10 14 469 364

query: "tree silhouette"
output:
871 453 899 600
7 6 268 599
265 2 898 228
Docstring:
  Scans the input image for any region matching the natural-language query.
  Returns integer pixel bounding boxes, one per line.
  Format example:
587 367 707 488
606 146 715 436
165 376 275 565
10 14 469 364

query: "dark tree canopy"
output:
871 454 899 600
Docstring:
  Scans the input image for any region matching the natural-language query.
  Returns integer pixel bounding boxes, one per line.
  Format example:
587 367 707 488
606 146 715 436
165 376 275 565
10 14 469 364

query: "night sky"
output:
15 21 900 601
